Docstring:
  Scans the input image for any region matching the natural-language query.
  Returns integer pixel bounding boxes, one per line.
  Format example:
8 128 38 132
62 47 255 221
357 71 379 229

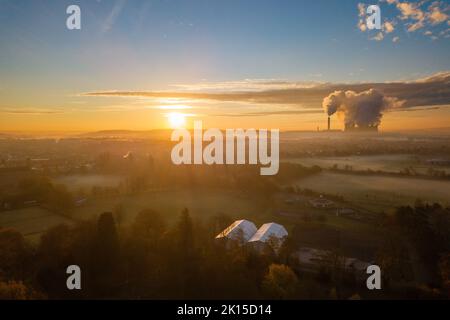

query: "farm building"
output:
215 219 257 243
309 197 335 208
294 247 371 277
216 220 288 253
247 223 288 253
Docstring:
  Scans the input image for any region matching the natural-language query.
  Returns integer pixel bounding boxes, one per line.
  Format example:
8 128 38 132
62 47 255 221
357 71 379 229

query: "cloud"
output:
357 3 368 32
411 71 450 83
359 1 449 40
428 2 449 25
392 1 426 32
0 108 65 114
83 71 450 116
215 109 323 117
358 20 367 32
397 1 425 21
439 27 450 37
101 0 127 33
171 79 325 92
371 32 384 41
358 3 366 17
407 20 425 32
384 20 395 33
398 0 449 33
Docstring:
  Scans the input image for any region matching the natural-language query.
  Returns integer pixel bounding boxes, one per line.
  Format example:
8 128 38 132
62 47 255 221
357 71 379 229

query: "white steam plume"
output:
322 89 403 128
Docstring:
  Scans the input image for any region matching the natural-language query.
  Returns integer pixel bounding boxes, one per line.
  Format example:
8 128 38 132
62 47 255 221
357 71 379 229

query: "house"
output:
336 208 355 216
295 247 326 273
294 247 371 277
247 223 288 253
215 219 257 243
309 197 335 208
23 200 39 207
75 197 88 207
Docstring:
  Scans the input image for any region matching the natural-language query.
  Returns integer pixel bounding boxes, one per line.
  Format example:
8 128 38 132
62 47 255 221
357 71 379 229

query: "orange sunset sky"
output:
1 0 449 133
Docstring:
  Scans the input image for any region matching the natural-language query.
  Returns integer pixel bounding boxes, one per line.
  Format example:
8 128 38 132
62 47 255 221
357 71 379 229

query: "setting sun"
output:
167 112 187 129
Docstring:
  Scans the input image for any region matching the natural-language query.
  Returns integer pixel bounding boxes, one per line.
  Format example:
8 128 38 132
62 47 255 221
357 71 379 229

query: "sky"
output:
0 0 449 132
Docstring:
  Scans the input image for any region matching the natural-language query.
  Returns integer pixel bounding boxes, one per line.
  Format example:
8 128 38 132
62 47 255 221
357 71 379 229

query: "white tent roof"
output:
248 223 288 243
215 219 257 241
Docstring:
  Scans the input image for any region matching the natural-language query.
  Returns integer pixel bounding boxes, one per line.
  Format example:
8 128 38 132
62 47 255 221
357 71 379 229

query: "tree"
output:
439 253 450 297
176 208 194 253
262 264 298 299
376 236 412 287
0 228 33 280
277 236 297 266
95 212 119 265
89 212 120 296
0 281 44 300
121 209 168 297
38 224 72 263
132 209 166 243
35 224 76 298
113 204 126 228
45 184 74 213
210 213 233 236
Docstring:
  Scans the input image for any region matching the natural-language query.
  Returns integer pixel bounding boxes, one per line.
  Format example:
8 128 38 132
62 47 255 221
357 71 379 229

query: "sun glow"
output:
158 105 192 110
167 112 187 128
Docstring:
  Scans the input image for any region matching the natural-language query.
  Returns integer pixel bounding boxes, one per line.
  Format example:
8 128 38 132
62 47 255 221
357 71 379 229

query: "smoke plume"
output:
322 89 403 128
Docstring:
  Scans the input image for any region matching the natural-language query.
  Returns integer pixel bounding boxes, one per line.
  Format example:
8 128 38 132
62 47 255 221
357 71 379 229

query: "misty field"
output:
295 172 450 211
0 207 73 242
0 188 270 242
53 174 124 192
286 154 450 174
72 188 270 226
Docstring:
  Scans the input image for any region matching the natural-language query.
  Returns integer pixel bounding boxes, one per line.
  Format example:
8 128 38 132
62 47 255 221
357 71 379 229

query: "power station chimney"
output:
327 116 330 131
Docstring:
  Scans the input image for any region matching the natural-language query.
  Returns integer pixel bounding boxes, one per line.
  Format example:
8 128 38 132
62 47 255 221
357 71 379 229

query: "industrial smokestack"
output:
322 89 403 132
327 116 330 131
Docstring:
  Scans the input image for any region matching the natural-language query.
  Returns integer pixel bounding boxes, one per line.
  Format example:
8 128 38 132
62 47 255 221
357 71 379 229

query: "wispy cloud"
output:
101 0 127 33
0 108 65 114
358 0 449 41
215 109 323 117
371 32 384 41
171 79 325 92
83 71 450 117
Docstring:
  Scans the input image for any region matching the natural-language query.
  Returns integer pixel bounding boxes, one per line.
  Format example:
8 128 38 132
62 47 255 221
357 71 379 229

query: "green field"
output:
0 207 73 242
0 186 386 261
72 188 271 226
285 154 450 174
53 174 124 192
5 171 436 261
0 188 271 242
294 172 450 211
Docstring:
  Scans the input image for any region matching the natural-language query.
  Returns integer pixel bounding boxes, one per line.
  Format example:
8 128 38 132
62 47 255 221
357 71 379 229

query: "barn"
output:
215 219 257 243
247 222 288 253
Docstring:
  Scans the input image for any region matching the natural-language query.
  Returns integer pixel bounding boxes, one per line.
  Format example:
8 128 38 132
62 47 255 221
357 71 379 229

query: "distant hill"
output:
75 129 173 140
386 127 450 136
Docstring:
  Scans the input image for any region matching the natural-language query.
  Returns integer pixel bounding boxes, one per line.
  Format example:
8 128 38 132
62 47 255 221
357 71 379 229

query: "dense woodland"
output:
0 202 449 300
